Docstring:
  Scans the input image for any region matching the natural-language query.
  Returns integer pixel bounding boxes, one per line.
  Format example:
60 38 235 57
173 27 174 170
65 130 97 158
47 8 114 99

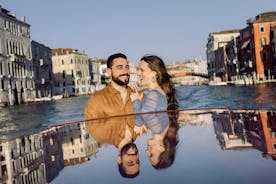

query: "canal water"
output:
0 84 276 141
1 84 276 183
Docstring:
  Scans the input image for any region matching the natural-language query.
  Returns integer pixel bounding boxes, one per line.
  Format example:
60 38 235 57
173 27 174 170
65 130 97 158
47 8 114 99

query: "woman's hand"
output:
130 89 143 102
134 125 147 137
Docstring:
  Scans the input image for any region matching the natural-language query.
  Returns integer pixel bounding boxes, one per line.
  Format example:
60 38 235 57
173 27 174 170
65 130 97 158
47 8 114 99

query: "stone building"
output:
31 40 55 98
88 58 103 91
206 29 240 82
52 48 91 97
0 6 35 106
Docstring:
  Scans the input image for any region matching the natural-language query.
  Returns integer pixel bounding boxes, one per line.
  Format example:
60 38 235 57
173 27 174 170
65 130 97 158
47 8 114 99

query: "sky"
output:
1 0 276 64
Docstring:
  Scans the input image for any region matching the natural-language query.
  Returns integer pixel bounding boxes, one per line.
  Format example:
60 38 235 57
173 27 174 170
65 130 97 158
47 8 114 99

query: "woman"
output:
130 55 179 168
130 55 178 136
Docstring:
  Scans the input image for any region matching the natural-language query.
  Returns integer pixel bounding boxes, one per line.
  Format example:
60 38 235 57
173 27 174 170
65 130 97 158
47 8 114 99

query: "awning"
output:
241 40 250 49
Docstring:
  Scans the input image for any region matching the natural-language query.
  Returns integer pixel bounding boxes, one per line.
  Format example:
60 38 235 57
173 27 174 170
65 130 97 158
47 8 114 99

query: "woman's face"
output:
138 60 156 88
146 138 165 166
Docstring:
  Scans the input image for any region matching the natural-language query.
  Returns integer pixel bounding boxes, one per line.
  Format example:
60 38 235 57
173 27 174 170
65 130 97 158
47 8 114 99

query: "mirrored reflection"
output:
85 115 140 178
212 109 276 160
0 109 276 183
135 111 179 169
0 121 98 183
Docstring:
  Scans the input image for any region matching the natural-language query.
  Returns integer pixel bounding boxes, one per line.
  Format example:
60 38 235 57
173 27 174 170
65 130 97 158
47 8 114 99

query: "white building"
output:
206 30 240 81
0 6 35 106
52 48 91 97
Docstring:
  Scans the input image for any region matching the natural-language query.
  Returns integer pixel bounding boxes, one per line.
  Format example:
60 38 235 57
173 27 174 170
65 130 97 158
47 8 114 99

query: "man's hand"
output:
130 89 143 102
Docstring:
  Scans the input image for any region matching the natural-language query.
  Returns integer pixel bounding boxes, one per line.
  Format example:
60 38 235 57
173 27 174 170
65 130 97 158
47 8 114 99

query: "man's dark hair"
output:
107 53 127 69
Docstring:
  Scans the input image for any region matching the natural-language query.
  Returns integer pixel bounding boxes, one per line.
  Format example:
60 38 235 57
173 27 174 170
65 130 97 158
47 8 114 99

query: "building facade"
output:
52 48 91 97
31 40 55 98
239 12 276 80
272 25 276 75
0 6 35 106
88 58 103 91
206 30 240 81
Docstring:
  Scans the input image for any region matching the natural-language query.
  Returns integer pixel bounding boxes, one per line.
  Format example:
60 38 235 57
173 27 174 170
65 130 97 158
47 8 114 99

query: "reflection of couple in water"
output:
84 53 178 178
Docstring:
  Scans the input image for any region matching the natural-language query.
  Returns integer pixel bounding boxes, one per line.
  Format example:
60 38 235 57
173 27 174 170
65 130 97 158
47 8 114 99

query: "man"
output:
84 53 134 120
84 53 139 177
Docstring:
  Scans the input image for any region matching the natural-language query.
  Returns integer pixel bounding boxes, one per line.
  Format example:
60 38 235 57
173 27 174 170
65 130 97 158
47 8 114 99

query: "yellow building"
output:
52 48 91 97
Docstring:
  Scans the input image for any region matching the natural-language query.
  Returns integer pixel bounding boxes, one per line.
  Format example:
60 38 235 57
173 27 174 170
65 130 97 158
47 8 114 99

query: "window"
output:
262 52 267 62
71 137 74 145
261 37 266 46
62 70 66 78
62 60 64 65
260 26 265 33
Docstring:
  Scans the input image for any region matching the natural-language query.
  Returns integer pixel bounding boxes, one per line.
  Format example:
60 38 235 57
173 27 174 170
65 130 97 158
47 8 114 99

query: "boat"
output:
52 95 63 100
34 96 52 102
208 81 228 86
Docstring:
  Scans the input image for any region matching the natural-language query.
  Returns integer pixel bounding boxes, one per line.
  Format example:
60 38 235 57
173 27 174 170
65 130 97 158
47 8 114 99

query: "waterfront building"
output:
88 58 104 91
225 36 240 81
206 29 240 82
239 11 276 81
272 26 276 75
0 6 35 106
128 61 139 88
167 59 208 85
52 48 91 97
31 40 55 98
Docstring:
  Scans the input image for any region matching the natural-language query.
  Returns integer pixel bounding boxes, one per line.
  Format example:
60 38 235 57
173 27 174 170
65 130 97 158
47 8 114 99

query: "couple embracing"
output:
84 53 179 178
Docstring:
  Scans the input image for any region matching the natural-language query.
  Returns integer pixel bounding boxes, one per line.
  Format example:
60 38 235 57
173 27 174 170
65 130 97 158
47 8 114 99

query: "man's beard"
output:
112 74 130 86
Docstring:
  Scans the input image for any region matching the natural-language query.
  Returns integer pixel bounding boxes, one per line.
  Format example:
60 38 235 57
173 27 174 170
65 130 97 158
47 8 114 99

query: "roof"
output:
52 48 80 55
211 29 241 35
248 11 276 24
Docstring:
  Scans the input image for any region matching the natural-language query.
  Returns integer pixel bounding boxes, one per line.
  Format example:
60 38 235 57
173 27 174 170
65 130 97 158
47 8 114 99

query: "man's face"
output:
120 144 140 175
108 57 130 86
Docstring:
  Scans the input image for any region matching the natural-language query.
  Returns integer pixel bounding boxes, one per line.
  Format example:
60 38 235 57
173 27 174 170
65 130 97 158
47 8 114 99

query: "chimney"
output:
21 16 26 23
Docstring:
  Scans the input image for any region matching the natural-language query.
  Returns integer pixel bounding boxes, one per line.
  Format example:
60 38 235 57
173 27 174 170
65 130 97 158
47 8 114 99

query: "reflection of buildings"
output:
244 111 276 160
0 126 63 184
213 110 276 160
0 121 98 183
213 112 252 150
178 111 213 126
58 122 98 166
